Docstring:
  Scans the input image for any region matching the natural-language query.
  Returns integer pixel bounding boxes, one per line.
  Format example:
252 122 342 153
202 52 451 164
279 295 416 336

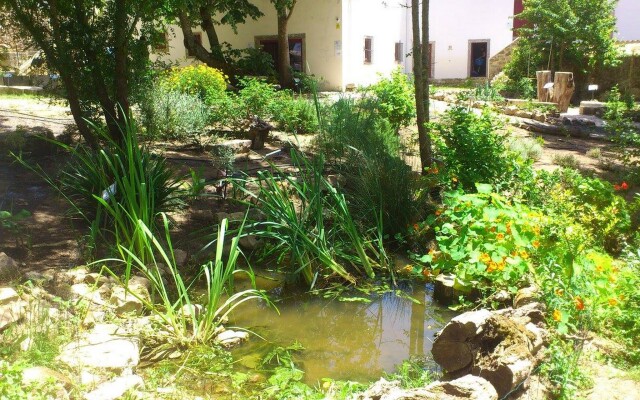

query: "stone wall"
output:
488 38 519 80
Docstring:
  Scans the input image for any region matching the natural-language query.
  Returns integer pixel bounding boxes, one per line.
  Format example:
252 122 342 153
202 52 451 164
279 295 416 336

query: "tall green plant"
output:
103 214 269 345
236 150 388 287
317 98 416 235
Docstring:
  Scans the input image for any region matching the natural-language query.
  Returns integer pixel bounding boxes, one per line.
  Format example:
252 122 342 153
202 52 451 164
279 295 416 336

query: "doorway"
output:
257 36 304 75
469 41 489 78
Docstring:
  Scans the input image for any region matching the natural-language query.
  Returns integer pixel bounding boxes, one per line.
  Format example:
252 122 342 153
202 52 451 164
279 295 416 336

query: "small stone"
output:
0 253 19 281
173 249 188 266
110 286 146 316
64 267 90 285
0 287 19 305
128 276 151 292
20 337 33 351
180 304 203 319
58 327 140 371
239 235 259 251
22 366 72 390
84 273 110 287
84 375 144 400
424 375 498 399
71 283 105 305
216 329 249 348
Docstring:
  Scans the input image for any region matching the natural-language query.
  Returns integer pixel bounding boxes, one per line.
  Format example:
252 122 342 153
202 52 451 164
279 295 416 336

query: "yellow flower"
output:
479 253 492 264
608 298 618 306
553 309 562 322
532 240 540 249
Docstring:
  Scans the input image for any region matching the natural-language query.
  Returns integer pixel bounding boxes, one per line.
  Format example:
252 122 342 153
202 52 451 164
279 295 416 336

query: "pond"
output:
229 275 456 385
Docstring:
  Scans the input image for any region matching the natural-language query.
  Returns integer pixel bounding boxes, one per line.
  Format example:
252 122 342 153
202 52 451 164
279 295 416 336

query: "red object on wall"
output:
513 0 525 38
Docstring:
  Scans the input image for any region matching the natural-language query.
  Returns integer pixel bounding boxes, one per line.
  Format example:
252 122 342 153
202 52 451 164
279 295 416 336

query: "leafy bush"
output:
492 72 535 99
161 65 228 104
270 94 319 134
506 136 543 162
605 85 640 181
433 106 531 193
364 68 415 131
139 85 210 145
223 46 277 78
415 184 543 294
474 82 504 102
317 98 416 235
238 77 279 120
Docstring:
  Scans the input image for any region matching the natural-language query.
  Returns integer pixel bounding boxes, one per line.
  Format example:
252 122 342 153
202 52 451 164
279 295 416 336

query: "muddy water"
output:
229 277 456 384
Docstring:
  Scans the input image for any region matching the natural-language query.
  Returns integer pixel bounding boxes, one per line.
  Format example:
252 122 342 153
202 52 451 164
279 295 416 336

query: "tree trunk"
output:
199 3 225 62
552 72 575 112
420 0 432 170
277 12 294 89
177 11 236 78
536 70 552 102
412 0 431 174
113 0 130 140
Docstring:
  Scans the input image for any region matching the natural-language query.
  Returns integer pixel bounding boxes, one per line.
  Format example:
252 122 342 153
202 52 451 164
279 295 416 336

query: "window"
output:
364 37 373 64
395 42 404 63
187 32 202 57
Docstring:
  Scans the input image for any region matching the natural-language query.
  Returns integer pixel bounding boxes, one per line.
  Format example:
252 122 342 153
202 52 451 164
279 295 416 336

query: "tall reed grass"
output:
235 149 389 288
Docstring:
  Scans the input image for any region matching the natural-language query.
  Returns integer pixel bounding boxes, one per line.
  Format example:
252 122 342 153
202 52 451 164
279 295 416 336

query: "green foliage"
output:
317 97 416 235
529 168 633 254
238 76 279 120
605 86 640 181
492 74 535 99
270 94 319 134
473 82 504 102
161 65 228 105
416 185 542 294
15 118 184 261
236 149 389 287
505 0 619 85
433 106 531 193
224 46 277 77
139 85 210 146
0 208 30 245
105 214 270 345
384 358 437 389
364 68 416 131
540 339 589 399
506 137 544 162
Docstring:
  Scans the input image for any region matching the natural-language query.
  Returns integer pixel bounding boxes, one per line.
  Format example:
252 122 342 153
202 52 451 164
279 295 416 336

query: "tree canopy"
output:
505 0 619 86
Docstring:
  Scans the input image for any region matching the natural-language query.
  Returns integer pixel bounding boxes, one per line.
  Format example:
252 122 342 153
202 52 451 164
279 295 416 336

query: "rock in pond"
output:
354 375 498 400
215 329 249 348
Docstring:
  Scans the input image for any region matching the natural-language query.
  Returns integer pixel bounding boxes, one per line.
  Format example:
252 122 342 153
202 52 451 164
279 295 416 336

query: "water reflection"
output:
230 281 455 384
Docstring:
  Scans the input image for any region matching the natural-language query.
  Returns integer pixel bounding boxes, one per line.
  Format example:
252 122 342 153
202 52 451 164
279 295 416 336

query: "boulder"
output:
58 325 140 371
0 252 19 281
432 312 536 398
354 375 498 400
0 287 19 305
70 283 106 305
0 298 26 331
22 366 72 400
84 374 144 400
239 235 260 251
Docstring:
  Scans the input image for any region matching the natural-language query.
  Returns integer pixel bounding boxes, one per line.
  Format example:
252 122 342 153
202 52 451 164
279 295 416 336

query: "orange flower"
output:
422 268 432 278
532 240 540 249
574 296 585 311
506 222 512 235
490 226 497 233
479 253 492 264
435 209 442 216
496 233 505 240
413 223 420 231
553 309 562 322
487 262 498 273
608 298 618 306
497 260 506 271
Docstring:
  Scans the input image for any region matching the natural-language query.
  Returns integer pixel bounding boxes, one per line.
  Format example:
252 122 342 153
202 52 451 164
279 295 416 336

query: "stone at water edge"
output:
216 329 249 348
353 375 498 400
58 325 140 371
173 249 188 267
109 285 149 316
84 374 144 400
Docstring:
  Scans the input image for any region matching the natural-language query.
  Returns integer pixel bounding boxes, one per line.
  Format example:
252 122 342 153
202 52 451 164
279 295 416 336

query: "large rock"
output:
58 324 140 372
0 297 26 331
216 329 249 348
84 374 144 400
0 287 19 305
353 375 498 400
0 253 19 281
22 366 73 390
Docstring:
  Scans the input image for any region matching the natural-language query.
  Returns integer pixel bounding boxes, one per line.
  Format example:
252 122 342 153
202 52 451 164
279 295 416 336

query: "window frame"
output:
395 41 404 63
364 36 373 64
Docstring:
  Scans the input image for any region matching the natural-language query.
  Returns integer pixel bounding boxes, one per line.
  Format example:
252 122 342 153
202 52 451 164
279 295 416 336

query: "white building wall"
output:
615 0 640 41
153 0 343 90
427 0 514 79
341 0 411 89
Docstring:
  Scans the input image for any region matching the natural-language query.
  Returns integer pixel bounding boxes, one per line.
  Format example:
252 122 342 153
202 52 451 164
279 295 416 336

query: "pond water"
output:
229 275 456 384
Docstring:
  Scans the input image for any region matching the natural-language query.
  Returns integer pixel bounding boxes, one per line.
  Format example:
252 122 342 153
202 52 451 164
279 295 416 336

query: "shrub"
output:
316 98 416 235
223 46 277 78
238 76 279 121
161 65 228 104
433 106 530 193
139 85 210 146
552 154 580 169
270 93 319 134
415 184 543 295
506 137 543 162
474 82 504 102
364 68 415 131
